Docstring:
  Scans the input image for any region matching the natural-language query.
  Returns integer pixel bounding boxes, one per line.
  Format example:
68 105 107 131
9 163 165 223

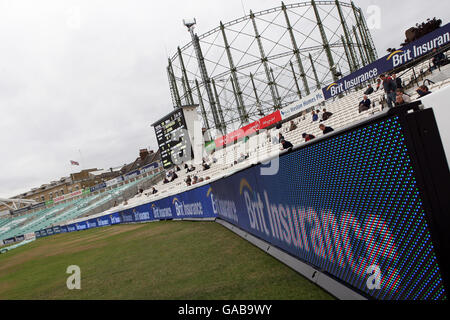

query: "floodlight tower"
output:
183 18 224 135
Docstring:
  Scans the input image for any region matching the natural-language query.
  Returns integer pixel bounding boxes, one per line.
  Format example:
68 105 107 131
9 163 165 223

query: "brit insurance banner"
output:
322 23 450 100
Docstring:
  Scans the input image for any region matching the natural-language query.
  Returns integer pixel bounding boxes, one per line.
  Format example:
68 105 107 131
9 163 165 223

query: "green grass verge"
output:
0 221 333 300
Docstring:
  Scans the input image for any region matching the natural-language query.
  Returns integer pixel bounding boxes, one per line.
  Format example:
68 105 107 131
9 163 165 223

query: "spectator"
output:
278 133 285 141
312 110 319 122
175 165 181 172
151 187 158 195
302 133 315 142
236 153 246 164
184 163 189 170
359 95 372 113
185 175 192 186
321 109 333 121
396 89 411 105
392 73 403 89
364 84 374 95
170 171 178 182
138 188 144 194
301 111 307 121
319 124 334 135
187 165 196 173
432 48 447 70
380 74 397 109
163 177 169 184
198 177 204 183
202 162 210 171
375 78 382 92
192 176 199 185
417 85 432 97
289 121 298 132
280 139 294 151
205 176 211 180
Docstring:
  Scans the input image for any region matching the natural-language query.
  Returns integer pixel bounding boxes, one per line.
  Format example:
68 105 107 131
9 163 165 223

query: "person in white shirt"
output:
396 89 412 106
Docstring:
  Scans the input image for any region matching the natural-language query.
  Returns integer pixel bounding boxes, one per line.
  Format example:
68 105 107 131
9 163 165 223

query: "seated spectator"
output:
302 133 316 142
192 176 199 185
417 85 432 97
359 95 372 113
432 48 447 70
364 84 374 95
187 165 196 173
202 162 210 171
163 177 169 184
170 171 178 182
236 153 246 164
205 176 211 180
321 109 333 122
138 188 144 194
278 133 285 141
289 121 298 132
198 177 204 183
312 110 319 122
319 124 334 135
280 139 294 151
151 187 158 195
185 175 192 186
184 163 189 170
396 89 411 105
175 165 181 172
301 111 307 121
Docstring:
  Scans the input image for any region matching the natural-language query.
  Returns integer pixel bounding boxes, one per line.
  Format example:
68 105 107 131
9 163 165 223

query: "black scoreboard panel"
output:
154 109 192 169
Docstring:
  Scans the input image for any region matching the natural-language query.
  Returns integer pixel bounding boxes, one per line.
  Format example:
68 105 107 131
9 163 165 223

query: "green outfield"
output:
0 221 333 300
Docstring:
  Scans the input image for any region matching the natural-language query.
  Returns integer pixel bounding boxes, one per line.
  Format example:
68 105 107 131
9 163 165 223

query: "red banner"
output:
215 111 282 148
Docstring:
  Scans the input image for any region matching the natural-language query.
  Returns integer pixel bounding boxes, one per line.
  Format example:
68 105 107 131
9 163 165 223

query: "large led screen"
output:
211 116 447 300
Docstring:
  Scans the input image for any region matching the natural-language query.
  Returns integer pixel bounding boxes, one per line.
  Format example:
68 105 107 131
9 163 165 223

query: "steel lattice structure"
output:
167 0 378 134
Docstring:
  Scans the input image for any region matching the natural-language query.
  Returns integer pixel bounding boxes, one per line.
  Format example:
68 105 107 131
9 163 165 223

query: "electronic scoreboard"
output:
152 108 194 169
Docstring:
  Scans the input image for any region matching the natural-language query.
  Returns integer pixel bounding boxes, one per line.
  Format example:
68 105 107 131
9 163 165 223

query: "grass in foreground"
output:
0 221 333 300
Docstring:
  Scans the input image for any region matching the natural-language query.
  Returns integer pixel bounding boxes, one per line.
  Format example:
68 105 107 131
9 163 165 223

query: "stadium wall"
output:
29 104 449 301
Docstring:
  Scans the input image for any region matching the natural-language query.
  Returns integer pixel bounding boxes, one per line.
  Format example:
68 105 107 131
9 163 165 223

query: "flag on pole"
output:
70 160 80 166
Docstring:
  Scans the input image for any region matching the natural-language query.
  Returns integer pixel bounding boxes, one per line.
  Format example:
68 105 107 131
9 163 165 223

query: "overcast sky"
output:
1 0 449 198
